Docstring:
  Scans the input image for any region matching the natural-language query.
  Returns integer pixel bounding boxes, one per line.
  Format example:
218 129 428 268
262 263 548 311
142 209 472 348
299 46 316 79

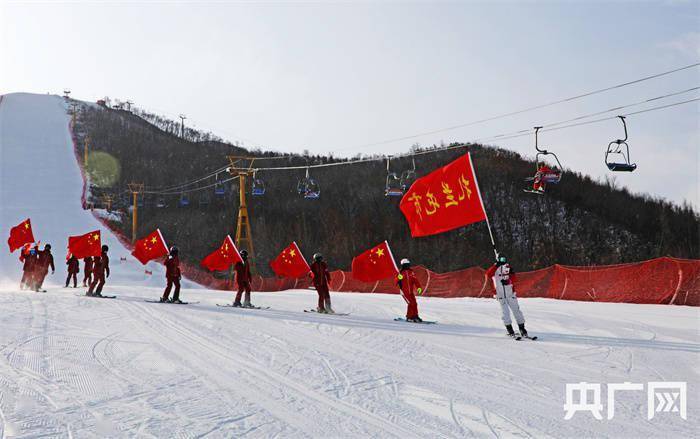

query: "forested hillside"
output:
73 103 699 276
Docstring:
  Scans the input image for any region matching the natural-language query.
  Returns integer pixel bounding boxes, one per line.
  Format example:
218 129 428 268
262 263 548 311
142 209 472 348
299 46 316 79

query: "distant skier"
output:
34 244 55 292
232 249 253 307
395 258 423 322
87 245 110 297
19 244 38 290
65 254 79 288
310 253 333 313
486 255 530 338
82 256 94 287
161 246 182 303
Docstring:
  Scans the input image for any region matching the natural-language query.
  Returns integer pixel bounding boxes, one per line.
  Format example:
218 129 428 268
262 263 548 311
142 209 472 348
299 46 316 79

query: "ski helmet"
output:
240 249 248 258
102 245 109 252
169 245 179 255
497 255 507 265
313 253 323 261
400 258 410 265
44 244 51 250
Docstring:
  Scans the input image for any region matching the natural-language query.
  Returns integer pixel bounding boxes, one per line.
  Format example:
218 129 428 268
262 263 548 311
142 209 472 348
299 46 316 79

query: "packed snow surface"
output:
0 93 698 438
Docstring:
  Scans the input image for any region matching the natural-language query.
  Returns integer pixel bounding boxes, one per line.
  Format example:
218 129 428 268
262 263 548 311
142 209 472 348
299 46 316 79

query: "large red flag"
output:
68 230 102 259
201 235 242 271
7 218 35 253
351 241 399 282
132 229 169 265
400 153 487 237
270 242 311 278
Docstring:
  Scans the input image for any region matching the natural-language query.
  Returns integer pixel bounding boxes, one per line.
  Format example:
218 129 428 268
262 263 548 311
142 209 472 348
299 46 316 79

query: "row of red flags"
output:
7 153 489 281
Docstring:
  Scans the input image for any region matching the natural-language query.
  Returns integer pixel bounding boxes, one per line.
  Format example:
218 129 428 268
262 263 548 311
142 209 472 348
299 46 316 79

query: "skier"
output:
19 244 38 290
161 246 182 303
65 254 79 288
87 245 110 297
531 163 552 193
485 255 530 338
309 253 333 313
34 244 55 292
232 249 253 307
395 258 423 322
82 256 94 287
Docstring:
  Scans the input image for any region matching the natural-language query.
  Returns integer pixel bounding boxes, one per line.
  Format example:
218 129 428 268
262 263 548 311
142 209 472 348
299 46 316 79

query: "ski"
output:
304 309 351 316
521 335 538 340
523 189 544 195
216 304 270 310
509 334 522 341
394 318 437 324
76 294 117 299
144 299 198 305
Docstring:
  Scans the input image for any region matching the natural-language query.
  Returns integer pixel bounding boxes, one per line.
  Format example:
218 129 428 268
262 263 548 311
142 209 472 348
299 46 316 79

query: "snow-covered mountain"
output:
0 93 697 437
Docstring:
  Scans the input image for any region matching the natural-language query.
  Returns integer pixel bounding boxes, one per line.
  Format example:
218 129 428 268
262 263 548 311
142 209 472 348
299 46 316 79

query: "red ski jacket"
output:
310 261 331 289
37 250 54 273
66 256 79 274
83 257 94 274
165 255 181 280
93 253 110 277
234 261 252 284
396 267 421 296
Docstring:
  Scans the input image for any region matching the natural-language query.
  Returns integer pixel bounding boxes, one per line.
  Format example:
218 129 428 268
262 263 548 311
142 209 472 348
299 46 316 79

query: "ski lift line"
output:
473 88 700 143
475 97 700 144
250 97 698 173
143 175 240 195
332 62 700 152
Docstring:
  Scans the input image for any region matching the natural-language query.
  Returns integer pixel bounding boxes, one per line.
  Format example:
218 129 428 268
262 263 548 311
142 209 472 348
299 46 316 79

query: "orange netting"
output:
181 256 699 306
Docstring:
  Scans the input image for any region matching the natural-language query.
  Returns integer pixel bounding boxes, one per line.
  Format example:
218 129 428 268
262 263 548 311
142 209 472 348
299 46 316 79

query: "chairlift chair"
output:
605 116 637 172
524 127 563 195
156 197 166 208
385 158 404 197
399 158 417 191
298 168 320 199
178 193 190 207
251 171 266 196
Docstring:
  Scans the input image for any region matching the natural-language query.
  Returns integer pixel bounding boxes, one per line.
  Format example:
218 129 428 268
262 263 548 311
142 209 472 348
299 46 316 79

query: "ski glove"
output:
397 274 404 280
417 287 423 295
500 279 509 286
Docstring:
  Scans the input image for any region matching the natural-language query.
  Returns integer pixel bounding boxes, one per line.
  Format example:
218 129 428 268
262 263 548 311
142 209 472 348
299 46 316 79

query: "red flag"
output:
7 218 35 253
400 153 487 237
201 235 242 271
68 230 102 259
270 241 310 278
131 229 169 265
351 241 399 282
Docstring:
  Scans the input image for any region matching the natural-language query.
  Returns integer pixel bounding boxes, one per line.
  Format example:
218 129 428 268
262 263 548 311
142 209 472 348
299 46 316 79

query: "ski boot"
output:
518 323 528 338
171 299 183 304
232 301 242 307
243 301 253 309
316 307 327 314
159 296 168 303
505 324 518 338
415 316 423 323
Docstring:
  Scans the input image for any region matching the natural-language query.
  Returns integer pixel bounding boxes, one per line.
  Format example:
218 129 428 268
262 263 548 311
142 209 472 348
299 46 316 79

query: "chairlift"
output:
199 195 210 207
214 173 226 196
298 168 320 199
156 197 166 208
252 170 266 196
178 193 190 207
605 116 637 172
524 127 563 195
385 158 404 197
399 158 417 191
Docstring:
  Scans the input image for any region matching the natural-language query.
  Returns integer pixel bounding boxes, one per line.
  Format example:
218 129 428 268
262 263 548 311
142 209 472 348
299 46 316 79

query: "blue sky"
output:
1 0 698 207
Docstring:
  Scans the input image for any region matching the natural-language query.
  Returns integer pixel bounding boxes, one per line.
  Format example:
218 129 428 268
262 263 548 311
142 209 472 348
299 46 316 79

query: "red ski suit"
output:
66 256 79 287
83 257 94 286
20 248 38 290
310 261 331 311
163 255 181 301
233 260 252 304
396 267 421 319
35 249 55 290
88 252 109 295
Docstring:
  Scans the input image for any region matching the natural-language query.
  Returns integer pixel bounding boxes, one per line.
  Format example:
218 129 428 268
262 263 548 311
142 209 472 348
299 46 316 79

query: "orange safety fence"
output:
180 256 699 306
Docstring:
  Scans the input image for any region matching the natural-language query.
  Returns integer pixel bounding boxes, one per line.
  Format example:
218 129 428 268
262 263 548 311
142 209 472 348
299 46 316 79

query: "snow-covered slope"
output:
0 93 697 438
0 93 180 288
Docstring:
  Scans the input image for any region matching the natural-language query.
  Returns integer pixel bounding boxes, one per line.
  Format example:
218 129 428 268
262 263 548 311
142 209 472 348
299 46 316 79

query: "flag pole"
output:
467 153 499 259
